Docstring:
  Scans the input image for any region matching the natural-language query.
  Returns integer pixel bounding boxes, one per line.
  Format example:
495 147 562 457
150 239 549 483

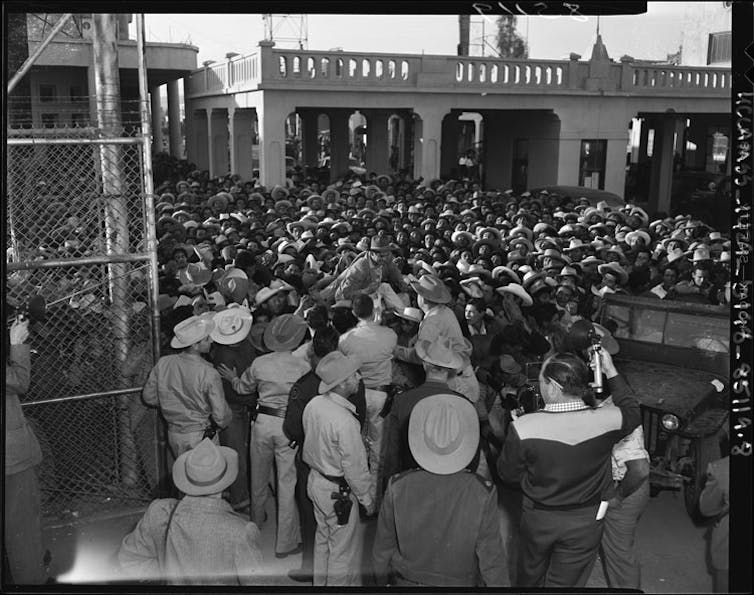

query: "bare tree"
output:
495 15 528 59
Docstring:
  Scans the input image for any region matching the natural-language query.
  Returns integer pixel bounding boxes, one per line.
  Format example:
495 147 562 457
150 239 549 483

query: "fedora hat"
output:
207 192 231 212
598 262 628 284
217 268 249 305
316 351 361 393
491 265 521 284
170 314 216 349
625 230 651 247
410 274 451 304
210 305 253 345
369 236 395 252
172 438 238 496
496 283 533 307
249 322 269 353
408 393 479 475
394 306 423 324
263 314 307 352
415 337 468 370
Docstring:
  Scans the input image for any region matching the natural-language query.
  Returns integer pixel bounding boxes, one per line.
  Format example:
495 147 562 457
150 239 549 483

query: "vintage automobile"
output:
599 294 729 516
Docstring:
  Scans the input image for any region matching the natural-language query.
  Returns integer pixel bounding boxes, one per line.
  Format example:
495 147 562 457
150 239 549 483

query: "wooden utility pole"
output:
92 13 138 489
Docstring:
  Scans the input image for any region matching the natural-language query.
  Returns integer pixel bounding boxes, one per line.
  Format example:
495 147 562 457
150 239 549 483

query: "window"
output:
71 113 88 127
707 31 731 65
70 86 86 103
579 140 607 190
39 84 56 102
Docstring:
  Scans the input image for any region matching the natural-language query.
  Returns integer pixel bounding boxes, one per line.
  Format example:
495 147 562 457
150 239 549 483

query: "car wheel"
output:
683 434 720 521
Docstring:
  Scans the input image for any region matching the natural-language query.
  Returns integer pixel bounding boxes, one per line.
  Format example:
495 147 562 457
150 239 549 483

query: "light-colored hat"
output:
496 283 533 307
598 262 629 284
170 314 215 349
263 314 307 352
316 351 361 394
491 266 521 284
415 337 467 371
210 305 253 345
625 230 651 247
394 306 423 324
410 275 452 304
185 263 213 286
408 394 479 475
172 438 238 496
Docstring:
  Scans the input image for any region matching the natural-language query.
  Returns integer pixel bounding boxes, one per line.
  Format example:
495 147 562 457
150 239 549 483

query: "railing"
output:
185 45 731 97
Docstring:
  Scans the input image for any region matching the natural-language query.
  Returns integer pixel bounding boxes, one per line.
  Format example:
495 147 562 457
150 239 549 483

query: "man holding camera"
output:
302 352 375 586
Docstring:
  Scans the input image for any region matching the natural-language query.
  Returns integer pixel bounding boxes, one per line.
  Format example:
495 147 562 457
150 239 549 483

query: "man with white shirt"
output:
303 352 375 586
339 293 397 495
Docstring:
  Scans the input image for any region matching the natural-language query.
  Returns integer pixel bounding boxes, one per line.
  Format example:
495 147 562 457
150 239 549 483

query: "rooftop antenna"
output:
262 14 308 50
596 14 600 36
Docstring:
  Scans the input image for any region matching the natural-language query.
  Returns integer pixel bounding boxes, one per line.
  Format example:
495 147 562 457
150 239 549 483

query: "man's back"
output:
339 322 397 388
119 496 262 585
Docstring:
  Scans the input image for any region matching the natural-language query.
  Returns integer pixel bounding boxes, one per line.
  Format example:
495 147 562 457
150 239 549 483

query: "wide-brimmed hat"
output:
498 354 522 374
394 306 423 324
316 351 361 393
491 266 521 284
415 336 468 370
217 268 249 305
249 322 269 352
369 236 395 252
185 263 213 286
172 438 238 496
171 314 216 349
410 275 451 304
496 283 533 307
207 192 231 212
625 230 651 247
210 305 253 345
566 319 620 355
408 393 479 475
254 281 293 306
598 262 628 284
263 314 307 352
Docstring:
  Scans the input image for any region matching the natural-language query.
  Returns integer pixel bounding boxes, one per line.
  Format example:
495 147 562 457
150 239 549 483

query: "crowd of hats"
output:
150 167 730 322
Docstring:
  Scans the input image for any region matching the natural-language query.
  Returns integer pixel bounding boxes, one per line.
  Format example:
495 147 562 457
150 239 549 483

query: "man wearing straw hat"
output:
118 438 263 585
218 313 310 559
302 352 375 586
373 394 508 587
142 314 232 459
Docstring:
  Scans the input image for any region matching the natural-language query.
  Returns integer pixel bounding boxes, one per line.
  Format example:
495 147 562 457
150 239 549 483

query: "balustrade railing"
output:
185 45 730 97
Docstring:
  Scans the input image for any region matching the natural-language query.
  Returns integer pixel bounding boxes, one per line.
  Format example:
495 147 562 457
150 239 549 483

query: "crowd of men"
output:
5 163 730 588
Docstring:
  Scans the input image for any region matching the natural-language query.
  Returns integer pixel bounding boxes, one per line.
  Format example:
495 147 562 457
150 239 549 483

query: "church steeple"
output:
590 33 610 63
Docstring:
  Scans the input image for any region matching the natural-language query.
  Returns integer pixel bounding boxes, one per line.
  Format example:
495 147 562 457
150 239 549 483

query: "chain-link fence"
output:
7 102 163 525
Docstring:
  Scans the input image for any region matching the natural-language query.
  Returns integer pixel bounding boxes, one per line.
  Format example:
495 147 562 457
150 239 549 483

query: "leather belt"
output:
320 472 350 491
257 405 287 419
366 385 390 393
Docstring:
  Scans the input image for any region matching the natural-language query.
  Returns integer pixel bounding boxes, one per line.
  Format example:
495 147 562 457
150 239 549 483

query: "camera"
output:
6 295 47 327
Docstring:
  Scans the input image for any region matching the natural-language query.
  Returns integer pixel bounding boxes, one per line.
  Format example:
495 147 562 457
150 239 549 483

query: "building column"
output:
206 108 214 177
257 99 289 187
150 87 163 155
228 106 237 175
188 109 208 171
327 109 351 182
210 108 230 178
414 108 445 183
167 79 182 158
232 108 256 183
87 65 98 125
440 113 462 179
648 115 677 216
364 109 390 176
482 111 513 191
299 109 320 170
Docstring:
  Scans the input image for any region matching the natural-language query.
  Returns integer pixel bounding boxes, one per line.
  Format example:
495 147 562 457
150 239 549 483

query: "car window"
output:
665 312 729 352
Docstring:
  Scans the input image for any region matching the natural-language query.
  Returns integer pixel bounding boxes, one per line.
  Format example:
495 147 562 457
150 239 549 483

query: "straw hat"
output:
598 262 629 285
408 394 479 475
210 305 253 345
170 314 216 349
172 438 238 496
496 283 533 307
415 337 467 370
394 306 423 324
316 351 361 393
410 275 452 304
263 314 307 352
185 263 213 286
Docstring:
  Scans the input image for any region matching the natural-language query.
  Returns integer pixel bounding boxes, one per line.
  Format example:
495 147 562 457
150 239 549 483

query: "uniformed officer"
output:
373 393 509 587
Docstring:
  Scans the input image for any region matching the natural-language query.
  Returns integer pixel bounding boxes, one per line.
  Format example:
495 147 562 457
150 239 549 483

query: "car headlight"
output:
661 414 680 431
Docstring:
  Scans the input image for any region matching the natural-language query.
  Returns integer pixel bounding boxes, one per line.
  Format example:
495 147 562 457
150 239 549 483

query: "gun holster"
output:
378 385 399 418
330 482 353 525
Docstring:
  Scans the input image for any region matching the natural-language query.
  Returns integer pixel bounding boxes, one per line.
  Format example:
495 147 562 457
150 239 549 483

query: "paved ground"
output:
42 485 714 590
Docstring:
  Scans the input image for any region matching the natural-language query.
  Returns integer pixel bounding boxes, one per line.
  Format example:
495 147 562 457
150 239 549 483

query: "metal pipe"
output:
6 253 151 271
137 13 168 498
8 13 73 94
21 387 143 408
7 137 142 146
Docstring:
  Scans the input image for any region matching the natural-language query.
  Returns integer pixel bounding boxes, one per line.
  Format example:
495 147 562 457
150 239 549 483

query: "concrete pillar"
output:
189 109 208 171
299 109 320 169
150 87 163 154
604 138 628 197
414 108 444 183
482 111 513 191
328 109 351 181
364 110 390 176
232 109 256 183
87 65 98 125
555 136 582 187
206 108 214 176
228 106 237 175
441 113 461 178
257 100 289 187
167 79 182 158
648 115 676 216
210 108 230 178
